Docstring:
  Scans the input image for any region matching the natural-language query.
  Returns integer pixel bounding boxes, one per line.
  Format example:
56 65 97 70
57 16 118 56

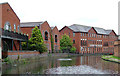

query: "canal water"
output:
2 55 120 74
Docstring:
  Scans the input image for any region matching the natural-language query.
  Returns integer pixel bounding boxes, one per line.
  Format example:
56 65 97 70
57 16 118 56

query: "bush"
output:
70 47 76 53
60 34 73 52
21 42 27 50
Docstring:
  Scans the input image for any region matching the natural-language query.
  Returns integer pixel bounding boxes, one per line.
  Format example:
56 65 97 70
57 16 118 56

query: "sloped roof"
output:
104 30 112 35
67 24 115 35
93 27 107 35
68 24 92 32
20 22 44 27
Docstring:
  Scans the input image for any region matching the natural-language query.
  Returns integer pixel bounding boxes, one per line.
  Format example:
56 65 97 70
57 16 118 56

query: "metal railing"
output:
0 28 28 41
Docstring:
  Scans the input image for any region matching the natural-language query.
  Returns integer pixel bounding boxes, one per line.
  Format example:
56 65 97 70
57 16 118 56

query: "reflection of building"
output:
0 3 28 58
60 24 117 54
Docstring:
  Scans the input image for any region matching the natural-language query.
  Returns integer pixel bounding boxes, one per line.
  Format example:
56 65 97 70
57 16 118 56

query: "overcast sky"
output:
0 0 119 34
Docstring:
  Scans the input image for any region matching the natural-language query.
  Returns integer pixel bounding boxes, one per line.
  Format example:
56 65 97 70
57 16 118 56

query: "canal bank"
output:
101 55 120 64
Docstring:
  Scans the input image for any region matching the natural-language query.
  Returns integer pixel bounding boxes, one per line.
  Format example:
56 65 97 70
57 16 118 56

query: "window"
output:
73 40 75 44
69 32 70 37
73 32 75 37
90 34 91 37
81 33 82 36
4 22 11 31
45 31 48 40
92 34 94 37
83 33 84 36
55 35 57 42
14 24 16 31
81 39 83 46
18 26 20 32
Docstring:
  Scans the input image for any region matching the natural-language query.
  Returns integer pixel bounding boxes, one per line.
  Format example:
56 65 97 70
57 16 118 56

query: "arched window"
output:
55 35 57 42
14 24 16 32
45 31 48 40
18 25 20 32
4 22 11 31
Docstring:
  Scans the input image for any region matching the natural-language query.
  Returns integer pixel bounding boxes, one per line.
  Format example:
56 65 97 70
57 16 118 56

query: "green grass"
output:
111 56 120 60
102 55 120 63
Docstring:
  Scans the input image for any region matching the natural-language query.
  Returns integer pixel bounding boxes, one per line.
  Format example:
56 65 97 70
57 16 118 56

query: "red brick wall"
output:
1 3 21 52
40 21 51 51
21 27 34 39
20 21 52 52
52 26 60 51
13 40 20 51
1 3 20 32
8 51 40 55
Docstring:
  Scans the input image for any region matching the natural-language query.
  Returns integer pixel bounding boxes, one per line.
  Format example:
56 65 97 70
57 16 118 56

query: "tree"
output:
60 34 73 52
28 26 47 53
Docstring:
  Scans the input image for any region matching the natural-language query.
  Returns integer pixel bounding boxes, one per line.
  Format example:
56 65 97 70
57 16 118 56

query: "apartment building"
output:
59 24 117 54
0 3 28 58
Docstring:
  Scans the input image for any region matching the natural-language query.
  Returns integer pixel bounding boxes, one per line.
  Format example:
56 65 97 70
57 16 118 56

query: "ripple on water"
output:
45 65 113 74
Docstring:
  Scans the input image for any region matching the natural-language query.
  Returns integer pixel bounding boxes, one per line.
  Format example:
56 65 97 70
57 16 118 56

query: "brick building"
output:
60 24 117 54
20 21 53 52
51 26 60 52
0 2 28 58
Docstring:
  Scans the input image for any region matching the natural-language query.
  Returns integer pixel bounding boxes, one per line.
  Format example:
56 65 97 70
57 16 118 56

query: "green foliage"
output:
27 26 47 53
4 57 12 64
60 34 73 51
21 42 27 50
51 34 54 53
70 47 76 53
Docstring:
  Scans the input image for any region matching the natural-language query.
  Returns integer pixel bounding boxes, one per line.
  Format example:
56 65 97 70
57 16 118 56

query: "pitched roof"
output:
104 30 112 35
68 24 92 32
93 27 107 35
67 24 116 35
20 22 44 27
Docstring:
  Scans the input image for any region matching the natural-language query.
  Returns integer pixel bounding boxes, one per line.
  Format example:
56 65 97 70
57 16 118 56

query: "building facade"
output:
51 26 60 52
20 21 53 52
0 3 28 58
60 24 118 54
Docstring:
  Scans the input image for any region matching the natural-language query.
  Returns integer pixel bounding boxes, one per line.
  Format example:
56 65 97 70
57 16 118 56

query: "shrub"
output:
70 47 76 53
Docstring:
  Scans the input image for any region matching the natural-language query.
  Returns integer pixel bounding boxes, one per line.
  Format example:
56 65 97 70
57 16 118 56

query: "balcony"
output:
0 28 28 41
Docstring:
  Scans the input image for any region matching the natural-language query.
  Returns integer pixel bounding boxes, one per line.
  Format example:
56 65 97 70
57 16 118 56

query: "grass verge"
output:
101 55 120 64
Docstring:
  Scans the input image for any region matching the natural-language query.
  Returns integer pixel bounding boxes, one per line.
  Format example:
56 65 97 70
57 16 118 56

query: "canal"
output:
2 55 120 74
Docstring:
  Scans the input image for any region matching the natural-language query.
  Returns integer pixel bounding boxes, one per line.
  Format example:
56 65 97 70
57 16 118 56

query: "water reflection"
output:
2 55 119 74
